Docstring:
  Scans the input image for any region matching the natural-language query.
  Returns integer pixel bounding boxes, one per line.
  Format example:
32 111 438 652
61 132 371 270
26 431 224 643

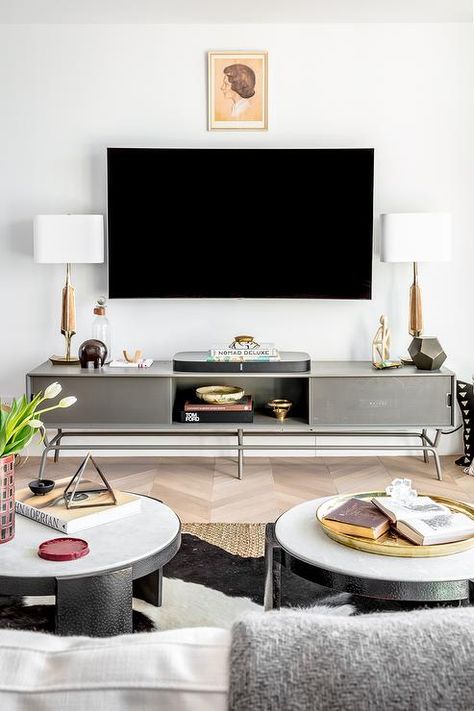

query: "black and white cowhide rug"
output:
0 528 445 634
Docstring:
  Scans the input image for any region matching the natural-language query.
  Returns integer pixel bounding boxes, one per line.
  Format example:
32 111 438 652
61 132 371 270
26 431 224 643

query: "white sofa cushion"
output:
0 626 230 711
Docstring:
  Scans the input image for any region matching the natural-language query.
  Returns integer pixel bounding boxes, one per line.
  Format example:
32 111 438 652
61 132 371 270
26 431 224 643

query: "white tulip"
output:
27 419 43 428
43 382 62 399
58 396 77 408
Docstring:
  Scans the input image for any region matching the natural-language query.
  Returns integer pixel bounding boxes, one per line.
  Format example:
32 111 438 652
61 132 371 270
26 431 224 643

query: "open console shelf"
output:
172 376 309 426
27 358 455 481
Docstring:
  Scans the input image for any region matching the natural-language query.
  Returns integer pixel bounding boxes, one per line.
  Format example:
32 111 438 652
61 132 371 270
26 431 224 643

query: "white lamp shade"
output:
34 214 104 264
380 212 452 263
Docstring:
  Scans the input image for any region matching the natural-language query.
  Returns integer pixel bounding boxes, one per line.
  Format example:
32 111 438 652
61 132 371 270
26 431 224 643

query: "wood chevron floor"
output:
15 455 474 523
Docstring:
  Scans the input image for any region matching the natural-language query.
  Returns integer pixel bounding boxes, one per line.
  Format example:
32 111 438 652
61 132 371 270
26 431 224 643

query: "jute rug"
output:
182 522 265 557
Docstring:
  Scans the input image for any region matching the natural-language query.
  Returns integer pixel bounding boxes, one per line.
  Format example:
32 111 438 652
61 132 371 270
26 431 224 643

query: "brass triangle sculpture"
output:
63 452 117 509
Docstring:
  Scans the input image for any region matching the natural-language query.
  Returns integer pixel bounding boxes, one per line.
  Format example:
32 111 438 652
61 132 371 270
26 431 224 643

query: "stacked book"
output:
207 344 280 363
178 395 254 423
15 478 141 533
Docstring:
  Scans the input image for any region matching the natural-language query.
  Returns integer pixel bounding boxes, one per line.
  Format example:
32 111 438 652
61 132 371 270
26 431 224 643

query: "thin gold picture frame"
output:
208 50 268 131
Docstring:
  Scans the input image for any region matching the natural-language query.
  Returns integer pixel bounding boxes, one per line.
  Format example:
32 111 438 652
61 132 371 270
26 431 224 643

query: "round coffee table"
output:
0 495 180 636
264 497 474 610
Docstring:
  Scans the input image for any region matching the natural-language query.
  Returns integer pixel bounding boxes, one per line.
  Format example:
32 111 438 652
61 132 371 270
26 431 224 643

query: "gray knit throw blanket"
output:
229 607 474 711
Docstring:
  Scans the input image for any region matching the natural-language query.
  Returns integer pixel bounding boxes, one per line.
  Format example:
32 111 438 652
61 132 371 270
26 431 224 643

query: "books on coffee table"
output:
321 494 474 546
372 496 474 546
16 478 141 534
322 498 390 540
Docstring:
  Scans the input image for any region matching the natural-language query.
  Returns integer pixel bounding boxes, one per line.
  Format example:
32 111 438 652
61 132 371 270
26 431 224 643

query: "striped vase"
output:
0 455 15 544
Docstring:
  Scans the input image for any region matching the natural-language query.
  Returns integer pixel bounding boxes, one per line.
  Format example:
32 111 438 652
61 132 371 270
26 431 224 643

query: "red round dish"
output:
38 537 90 561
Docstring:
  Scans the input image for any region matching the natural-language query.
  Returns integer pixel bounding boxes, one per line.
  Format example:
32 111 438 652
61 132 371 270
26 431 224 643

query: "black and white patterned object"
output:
456 381 474 466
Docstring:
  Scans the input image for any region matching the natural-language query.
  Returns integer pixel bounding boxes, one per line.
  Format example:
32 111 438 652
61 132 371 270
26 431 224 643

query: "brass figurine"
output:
372 315 402 369
372 314 391 365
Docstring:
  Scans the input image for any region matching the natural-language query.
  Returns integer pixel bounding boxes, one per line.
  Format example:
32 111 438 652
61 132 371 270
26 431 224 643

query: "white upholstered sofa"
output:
0 627 230 711
2 606 473 710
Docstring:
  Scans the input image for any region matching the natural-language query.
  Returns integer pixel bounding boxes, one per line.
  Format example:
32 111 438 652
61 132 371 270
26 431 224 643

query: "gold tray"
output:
316 492 474 558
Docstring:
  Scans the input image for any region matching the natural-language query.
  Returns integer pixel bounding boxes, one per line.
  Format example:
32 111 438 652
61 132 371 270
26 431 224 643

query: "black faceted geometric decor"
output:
408 336 447 371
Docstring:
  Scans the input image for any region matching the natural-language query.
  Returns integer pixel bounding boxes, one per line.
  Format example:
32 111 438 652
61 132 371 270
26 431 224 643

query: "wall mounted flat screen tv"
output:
107 148 374 299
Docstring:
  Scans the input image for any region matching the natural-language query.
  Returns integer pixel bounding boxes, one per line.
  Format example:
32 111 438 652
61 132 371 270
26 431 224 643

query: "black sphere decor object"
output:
28 479 56 496
408 336 447 371
78 339 107 369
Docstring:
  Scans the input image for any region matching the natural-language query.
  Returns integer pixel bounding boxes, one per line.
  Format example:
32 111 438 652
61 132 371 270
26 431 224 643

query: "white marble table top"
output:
0 496 180 579
275 497 474 583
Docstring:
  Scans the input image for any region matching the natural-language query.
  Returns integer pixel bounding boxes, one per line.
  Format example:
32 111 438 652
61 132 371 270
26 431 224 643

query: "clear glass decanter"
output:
92 296 112 361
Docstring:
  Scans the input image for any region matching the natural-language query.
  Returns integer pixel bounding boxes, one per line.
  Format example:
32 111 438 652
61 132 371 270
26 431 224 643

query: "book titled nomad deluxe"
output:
15 478 141 534
210 344 278 357
322 498 390 540
372 496 474 546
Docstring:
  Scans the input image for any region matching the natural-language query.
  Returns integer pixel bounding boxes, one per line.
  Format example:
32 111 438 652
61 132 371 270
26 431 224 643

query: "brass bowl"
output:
267 399 293 421
196 385 245 404
234 335 256 345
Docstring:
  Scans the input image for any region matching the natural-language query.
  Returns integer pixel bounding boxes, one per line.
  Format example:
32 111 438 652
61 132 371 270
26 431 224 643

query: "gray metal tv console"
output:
26 358 456 481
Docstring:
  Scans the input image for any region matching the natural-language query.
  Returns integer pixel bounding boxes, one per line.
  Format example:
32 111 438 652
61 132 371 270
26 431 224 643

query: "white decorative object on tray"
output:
385 478 418 504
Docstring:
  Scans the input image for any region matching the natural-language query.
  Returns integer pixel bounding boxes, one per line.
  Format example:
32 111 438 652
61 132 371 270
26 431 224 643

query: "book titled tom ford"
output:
178 409 254 423
15 478 141 533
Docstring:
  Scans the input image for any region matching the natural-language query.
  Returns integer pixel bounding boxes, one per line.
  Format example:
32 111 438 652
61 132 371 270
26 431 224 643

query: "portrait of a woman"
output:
208 51 268 130
221 63 256 118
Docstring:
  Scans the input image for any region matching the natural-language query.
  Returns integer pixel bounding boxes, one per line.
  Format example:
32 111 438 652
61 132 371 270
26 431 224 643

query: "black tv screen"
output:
107 148 374 299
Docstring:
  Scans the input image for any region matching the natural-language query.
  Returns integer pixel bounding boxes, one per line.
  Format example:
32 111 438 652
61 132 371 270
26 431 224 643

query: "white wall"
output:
0 23 473 455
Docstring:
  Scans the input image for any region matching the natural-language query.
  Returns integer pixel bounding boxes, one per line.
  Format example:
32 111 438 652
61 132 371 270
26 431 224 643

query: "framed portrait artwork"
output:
208 51 268 131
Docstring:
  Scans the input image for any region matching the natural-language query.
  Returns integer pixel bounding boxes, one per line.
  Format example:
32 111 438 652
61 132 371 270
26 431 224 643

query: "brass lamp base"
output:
49 264 80 366
50 354 80 365
409 262 423 338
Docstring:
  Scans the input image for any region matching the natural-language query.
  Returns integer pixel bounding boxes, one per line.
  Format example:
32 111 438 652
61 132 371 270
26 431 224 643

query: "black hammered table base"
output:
264 524 473 610
56 568 134 636
0 530 180 637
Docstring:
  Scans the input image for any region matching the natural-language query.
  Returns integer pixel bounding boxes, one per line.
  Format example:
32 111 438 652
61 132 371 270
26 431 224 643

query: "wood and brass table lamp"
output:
34 215 104 364
381 212 452 357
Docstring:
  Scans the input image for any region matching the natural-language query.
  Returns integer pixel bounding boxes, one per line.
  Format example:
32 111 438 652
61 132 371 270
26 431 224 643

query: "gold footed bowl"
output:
316 491 474 558
267 399 292 421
